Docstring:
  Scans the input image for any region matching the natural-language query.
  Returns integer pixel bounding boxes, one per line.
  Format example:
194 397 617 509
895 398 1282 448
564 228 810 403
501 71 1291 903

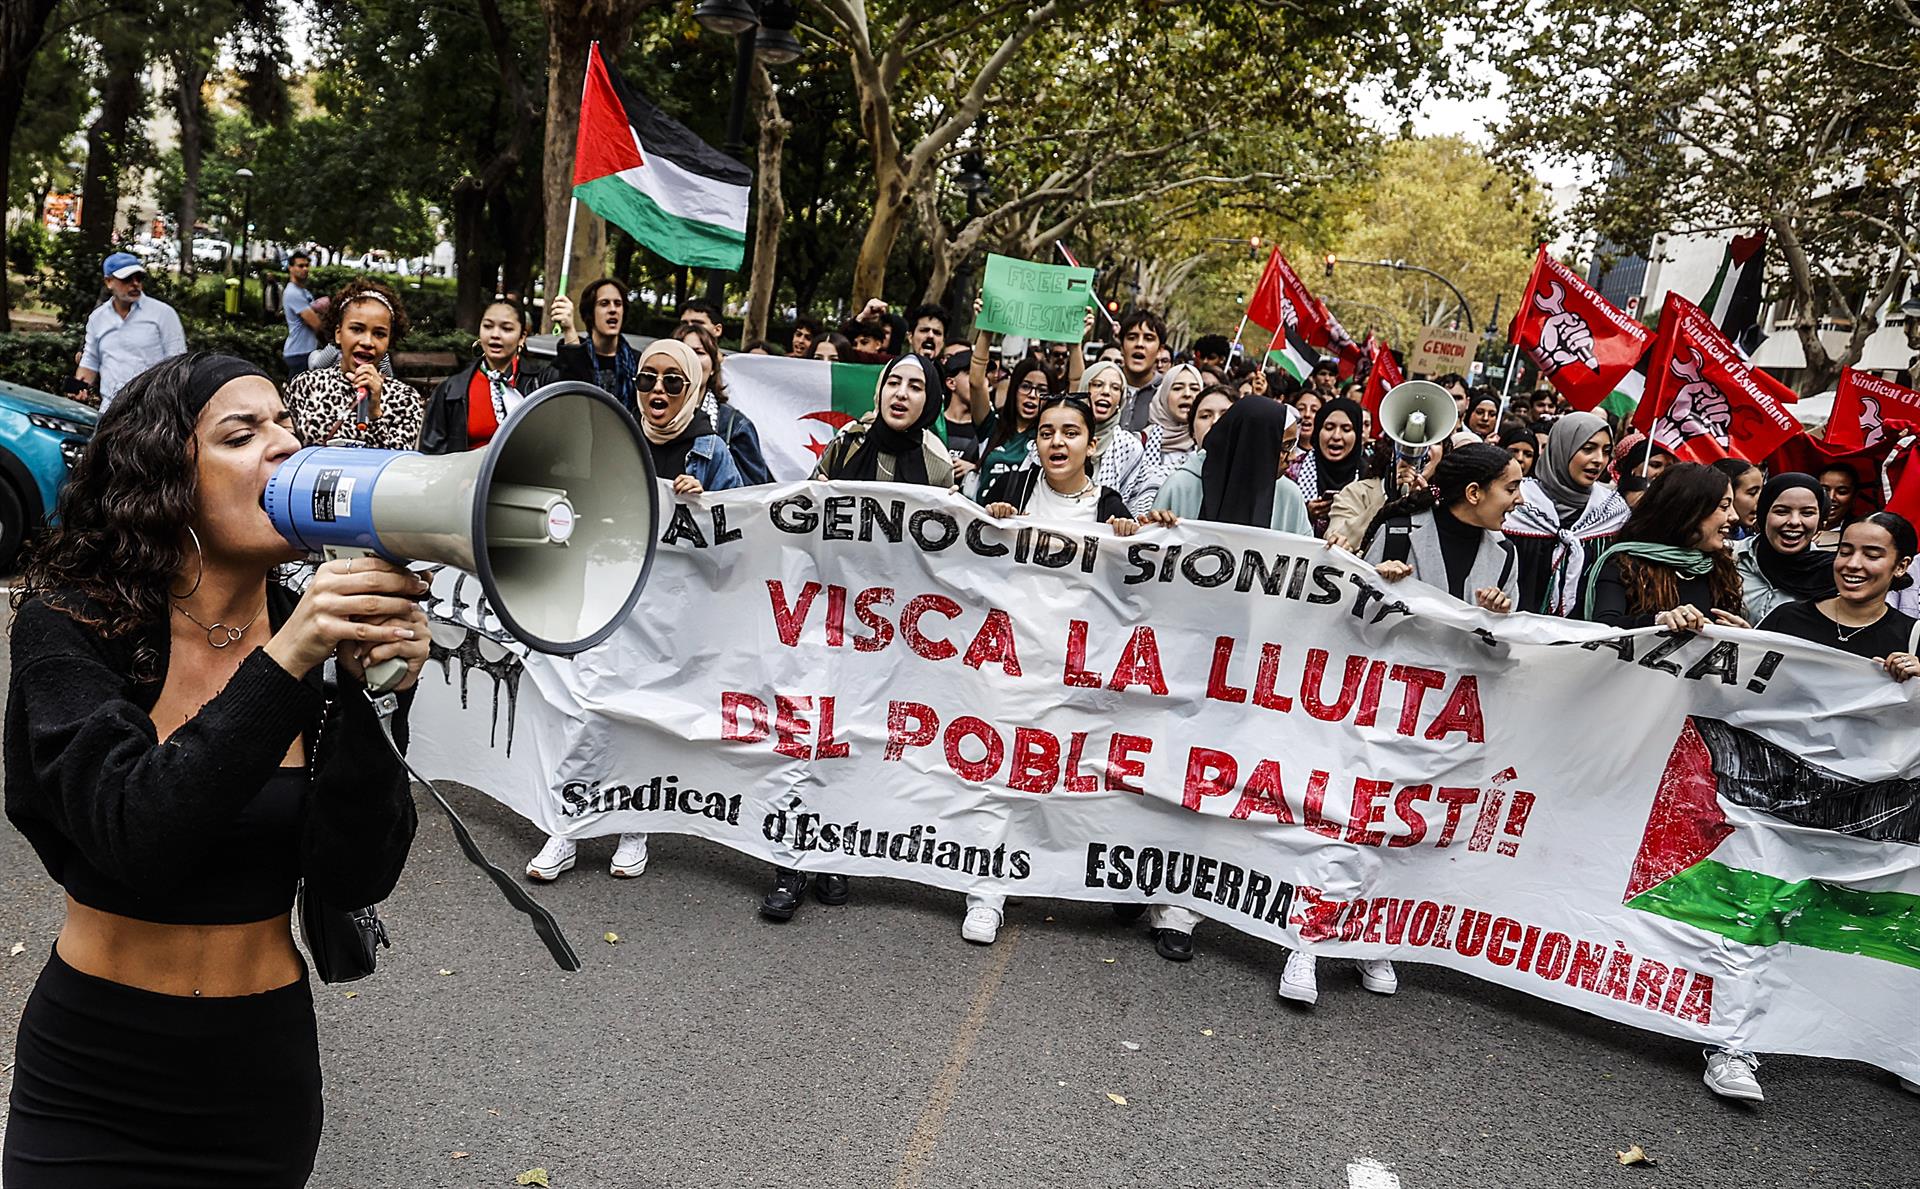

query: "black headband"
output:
185 354 271 414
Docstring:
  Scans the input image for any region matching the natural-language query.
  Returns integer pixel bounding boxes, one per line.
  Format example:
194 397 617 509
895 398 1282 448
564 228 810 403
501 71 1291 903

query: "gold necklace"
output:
173 600 262 648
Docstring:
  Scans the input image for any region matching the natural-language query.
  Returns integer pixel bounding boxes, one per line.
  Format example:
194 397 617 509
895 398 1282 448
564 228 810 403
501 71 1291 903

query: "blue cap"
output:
102 252 144 279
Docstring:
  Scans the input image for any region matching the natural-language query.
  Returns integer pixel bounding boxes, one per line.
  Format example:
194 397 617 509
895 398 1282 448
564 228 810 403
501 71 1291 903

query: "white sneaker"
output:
1358 959 1398 995
526 835 576 882
961 905 1002 944
1278 950 1319 1004
1703 1049 1764 1102
610 833 649 878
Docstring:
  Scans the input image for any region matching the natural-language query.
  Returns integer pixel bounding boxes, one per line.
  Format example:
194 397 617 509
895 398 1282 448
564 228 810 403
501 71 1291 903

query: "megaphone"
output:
265 381 657 691
1378 379 1459 450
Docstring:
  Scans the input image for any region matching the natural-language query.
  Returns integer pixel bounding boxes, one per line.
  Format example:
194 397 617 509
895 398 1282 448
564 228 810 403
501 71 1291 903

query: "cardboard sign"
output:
977 254 1095 343
1407 327 1478 376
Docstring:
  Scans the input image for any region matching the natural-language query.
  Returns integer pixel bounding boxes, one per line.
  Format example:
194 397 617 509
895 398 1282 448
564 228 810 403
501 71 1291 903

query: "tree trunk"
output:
744 63 788 349
850 153 911 306
0 0 62 331
452 178 493 331
173 53 209 278
80 34 145 263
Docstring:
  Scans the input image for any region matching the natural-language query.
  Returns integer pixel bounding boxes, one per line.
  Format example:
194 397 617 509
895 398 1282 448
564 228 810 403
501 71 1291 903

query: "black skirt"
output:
3 944 323 1188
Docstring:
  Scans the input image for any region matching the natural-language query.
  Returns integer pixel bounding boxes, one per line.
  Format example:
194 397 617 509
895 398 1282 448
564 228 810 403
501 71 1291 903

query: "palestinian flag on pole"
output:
573 42 750 271
714 353 887 480
1697 230 1767 353
1628 717 1920 971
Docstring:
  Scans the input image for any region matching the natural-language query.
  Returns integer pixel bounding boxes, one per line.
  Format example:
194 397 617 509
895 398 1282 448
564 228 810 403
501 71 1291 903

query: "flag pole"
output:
552 195 580 336
1230 309 1251 354
1492 344 1521 426
1055 241 1121 335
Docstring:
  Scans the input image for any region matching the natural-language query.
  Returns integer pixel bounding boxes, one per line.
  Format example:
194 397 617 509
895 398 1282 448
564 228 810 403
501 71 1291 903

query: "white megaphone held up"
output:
264 381 657 691
1378 379 1460 451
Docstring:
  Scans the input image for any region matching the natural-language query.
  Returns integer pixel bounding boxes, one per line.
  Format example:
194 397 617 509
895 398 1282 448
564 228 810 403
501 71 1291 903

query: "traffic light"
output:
1324 253 1337 278
1249 235 1262 258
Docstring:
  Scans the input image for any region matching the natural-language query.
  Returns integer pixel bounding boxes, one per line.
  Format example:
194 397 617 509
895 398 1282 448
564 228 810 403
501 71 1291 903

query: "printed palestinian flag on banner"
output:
1510 245 1653 412
718 353 887 481
572 42 750 271
1360 340 1404 434
1244 247 1325 381
1627 716 1920 972
1825 369 1920 453
1633 294 1801 464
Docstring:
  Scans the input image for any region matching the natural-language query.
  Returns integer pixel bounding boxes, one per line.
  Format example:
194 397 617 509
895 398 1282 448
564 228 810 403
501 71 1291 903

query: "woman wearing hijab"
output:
1503 412 1631 615
420 298 542 455
1081 359 1145 493
1363 442 1526 611
1736 474 1834 622
1464 393 1501 441
758 355 952 924
676 321 772 486
523 338 742 888
1580 462 1746 630
1122 362 1205 515
1152 395 1311 534
1288 396 1366 537
1497 422 1537 476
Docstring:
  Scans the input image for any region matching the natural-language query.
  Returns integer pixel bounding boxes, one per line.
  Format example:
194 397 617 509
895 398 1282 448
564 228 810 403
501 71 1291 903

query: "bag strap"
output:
1497 537 1517 592
364 689 582 972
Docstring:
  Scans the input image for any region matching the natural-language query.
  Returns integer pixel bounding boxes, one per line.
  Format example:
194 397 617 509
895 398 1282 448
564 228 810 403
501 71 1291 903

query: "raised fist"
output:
1660 381 1733 449
1536 310 1596 374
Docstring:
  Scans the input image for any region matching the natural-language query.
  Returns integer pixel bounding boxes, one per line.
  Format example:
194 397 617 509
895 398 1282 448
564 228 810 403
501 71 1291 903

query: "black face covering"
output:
835 353 943 485
1199 398 1290 527
1752 472 1836 601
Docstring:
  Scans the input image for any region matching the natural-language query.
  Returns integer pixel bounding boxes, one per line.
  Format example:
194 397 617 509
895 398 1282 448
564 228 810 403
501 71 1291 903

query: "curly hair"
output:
13 353 209 638
322 277 410 346
1616 461 1744 617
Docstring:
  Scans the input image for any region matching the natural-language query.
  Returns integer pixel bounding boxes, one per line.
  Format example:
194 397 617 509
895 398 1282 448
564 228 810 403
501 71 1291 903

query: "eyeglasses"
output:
1017 381 1053 397
635 371 690 396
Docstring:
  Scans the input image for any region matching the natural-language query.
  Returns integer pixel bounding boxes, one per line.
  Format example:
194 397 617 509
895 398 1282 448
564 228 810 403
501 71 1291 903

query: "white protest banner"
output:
411 483 1920 1081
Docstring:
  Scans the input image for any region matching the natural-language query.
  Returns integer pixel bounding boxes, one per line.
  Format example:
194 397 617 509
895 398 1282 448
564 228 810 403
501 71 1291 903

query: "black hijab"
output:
649 409 717 481
1200 398 1291 527
1310 397 1366 492
836 353 943 485
1752 472 1836 601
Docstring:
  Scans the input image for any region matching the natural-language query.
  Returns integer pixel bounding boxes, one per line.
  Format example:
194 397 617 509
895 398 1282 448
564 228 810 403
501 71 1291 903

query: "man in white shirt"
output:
74 252 188 411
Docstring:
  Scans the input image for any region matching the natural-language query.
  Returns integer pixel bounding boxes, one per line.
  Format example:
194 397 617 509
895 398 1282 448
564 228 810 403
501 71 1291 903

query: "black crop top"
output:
5 583 418 925
60 768 309 924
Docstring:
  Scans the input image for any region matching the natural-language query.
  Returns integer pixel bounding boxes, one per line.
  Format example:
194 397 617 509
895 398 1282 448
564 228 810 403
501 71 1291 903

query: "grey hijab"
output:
1537 411 1609 525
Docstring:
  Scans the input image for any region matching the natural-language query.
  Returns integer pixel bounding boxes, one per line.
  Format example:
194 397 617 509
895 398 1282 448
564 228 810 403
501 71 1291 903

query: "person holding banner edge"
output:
1580 463 1747 632
1502 412 1629 615
1362 443 1525 613
1735 474 1835 623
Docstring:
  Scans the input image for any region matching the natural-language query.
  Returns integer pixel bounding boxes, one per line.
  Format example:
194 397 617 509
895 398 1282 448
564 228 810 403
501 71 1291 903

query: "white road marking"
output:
1347 1158 1402 1189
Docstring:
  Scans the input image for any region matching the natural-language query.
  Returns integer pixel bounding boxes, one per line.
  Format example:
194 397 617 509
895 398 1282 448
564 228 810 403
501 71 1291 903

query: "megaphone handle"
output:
364 691 583 972
321 545 413 694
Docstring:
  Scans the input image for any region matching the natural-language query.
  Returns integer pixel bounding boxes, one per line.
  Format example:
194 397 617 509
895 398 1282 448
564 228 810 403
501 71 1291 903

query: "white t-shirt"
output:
1027 476 1102 522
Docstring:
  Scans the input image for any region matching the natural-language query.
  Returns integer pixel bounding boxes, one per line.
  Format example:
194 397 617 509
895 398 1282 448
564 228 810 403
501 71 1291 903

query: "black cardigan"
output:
419 359 549 455
982 468 1131 522
4 583 418 914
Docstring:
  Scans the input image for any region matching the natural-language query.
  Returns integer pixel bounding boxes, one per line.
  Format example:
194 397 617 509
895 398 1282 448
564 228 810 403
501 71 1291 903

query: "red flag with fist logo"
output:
1509 245 1653 411
1825 369 1920 453
1360 340 1404 434
1633 295 1802 463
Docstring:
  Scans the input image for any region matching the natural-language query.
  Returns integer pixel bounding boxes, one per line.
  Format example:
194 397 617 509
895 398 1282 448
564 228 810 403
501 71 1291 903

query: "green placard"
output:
976 253 1095 343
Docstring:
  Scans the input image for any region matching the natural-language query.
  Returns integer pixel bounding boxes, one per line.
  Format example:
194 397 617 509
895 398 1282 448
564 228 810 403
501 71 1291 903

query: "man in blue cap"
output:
73 251 188 411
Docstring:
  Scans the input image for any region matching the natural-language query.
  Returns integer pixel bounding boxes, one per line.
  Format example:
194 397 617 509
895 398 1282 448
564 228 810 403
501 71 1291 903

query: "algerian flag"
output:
1626 717 1920 970
719 354 887 480
573 43 750 271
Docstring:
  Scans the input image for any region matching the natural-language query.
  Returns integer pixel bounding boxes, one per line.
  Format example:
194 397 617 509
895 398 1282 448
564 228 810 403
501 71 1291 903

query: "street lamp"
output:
1325 254 1474 337
950 150 990 317
696 0 804 313
234 167 255 310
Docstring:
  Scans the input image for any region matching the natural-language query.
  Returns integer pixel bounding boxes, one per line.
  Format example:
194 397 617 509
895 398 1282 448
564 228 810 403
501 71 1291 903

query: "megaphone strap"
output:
364 690 583 973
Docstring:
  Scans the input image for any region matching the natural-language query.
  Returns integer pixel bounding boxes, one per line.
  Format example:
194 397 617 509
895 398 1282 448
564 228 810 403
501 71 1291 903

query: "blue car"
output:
0 379 97 573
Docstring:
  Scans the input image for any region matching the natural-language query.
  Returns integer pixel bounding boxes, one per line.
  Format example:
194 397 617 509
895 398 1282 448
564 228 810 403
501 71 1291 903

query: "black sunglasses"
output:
1040 393 1092 411
635 371 690 396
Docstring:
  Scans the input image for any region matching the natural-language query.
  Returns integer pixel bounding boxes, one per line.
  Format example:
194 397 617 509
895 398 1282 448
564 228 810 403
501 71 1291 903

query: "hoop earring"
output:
171 526 205 600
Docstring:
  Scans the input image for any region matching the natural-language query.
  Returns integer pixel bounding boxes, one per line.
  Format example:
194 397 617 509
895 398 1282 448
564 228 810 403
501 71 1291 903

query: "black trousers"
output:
3 945 323 1188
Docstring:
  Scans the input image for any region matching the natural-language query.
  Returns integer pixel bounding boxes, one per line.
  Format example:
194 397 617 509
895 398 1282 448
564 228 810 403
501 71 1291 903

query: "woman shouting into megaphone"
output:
4 354 428 1185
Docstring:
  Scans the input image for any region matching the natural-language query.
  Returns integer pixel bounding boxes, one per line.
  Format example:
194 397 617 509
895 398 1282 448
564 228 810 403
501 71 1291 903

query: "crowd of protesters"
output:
7 253 1918 1183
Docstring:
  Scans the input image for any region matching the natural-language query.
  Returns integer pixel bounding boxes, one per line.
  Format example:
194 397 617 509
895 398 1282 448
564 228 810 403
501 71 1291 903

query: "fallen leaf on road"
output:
1102 958 1116 964
1057 1081 1066 1087
437 969 455 976
1200 1029 1214 1037
9 941 25 957
515 1169 551 1186
1106 1093 1128 1105
1121 1041 1140 1052
343 991 358 999
1616 1145 1656 1167
450 1152 468 1160
486 1108 502 1117
603 932 620 945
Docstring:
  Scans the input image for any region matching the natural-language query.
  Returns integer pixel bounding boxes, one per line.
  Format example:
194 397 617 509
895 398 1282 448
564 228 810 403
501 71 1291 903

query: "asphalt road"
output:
2 618 1916 1189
